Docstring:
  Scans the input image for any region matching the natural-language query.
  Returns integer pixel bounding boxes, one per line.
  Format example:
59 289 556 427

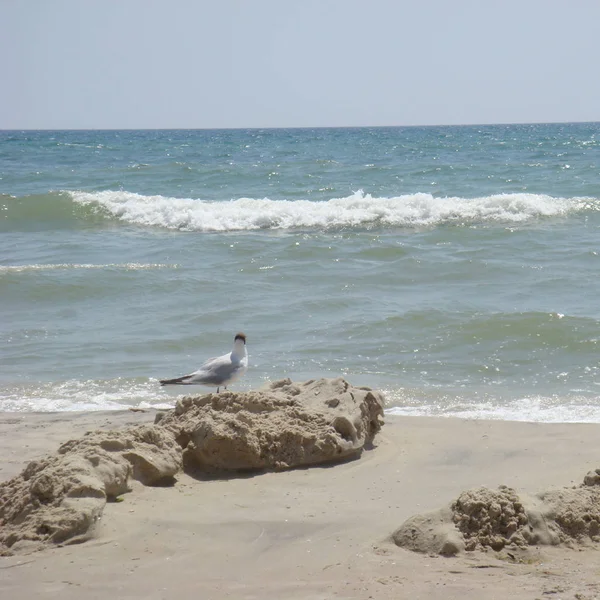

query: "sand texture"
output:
2 400 600 598
0 425 181 555
393 467 600 557
158 377 385 471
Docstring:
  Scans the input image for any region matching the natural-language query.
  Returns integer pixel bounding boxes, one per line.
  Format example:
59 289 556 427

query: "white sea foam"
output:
0 263 178 273
4 377 599 423
68 190 598 232
0 378 175 412
384 393 600 423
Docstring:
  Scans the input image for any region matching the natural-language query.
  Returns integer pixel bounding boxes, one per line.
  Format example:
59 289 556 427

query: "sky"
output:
1 0 599 129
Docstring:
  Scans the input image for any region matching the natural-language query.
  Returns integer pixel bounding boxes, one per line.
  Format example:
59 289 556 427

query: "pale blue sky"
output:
2 0 599 129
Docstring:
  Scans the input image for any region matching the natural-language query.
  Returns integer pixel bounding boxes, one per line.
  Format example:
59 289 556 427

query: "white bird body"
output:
160 333 248 392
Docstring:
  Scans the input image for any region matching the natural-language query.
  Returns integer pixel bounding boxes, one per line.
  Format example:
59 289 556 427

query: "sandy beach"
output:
2 405 600 600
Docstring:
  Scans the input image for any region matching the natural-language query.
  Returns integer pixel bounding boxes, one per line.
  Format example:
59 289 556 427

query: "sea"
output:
2 124 600 422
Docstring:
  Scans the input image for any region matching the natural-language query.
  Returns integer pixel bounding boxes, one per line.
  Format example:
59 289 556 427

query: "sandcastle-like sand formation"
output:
0 378 384 555
392 469 600 557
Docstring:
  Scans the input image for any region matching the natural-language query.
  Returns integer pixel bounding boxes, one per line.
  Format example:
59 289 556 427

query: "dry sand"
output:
2 408 600 600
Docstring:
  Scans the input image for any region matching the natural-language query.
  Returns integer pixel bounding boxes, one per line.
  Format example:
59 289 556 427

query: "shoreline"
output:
2 410 600 599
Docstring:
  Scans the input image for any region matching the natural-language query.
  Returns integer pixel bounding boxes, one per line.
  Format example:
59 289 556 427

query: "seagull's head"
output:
232 332 247 359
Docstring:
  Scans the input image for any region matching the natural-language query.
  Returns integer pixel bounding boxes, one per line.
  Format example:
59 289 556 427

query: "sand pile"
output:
0 378 384 554
158 377 385 471
392 467 600 556
540 485 600 545
0 425 181 555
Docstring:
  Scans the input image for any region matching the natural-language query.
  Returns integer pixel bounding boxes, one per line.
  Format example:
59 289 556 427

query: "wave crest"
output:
3 190 595 233
69 190 596 232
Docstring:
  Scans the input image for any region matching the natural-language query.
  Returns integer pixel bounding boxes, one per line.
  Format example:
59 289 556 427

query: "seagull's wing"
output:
195 354 226 372
159 374 195 385
184 353 236 385
160 354 226 386
160 349 246 387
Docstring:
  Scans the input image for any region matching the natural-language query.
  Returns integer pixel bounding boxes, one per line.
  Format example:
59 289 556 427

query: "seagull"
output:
159 332 248 392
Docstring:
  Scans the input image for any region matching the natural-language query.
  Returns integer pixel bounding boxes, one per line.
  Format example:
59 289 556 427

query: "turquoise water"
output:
2 124 600 420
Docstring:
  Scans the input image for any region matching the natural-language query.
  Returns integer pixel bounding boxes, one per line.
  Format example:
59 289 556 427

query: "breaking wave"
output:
3 190 599 232
67 190 600 231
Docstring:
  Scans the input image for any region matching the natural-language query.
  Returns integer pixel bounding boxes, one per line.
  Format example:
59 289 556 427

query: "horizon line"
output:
1 120 599 133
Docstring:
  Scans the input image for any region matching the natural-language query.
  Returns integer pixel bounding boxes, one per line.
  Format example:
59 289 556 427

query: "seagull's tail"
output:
159 375 192 386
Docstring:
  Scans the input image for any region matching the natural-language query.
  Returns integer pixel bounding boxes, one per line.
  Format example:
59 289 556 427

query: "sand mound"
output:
451 486 532 551
157 377 385 472
390 507 467 557
541 488 600 546
0 425 181 555
392 470 600 556
57 425 181 486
